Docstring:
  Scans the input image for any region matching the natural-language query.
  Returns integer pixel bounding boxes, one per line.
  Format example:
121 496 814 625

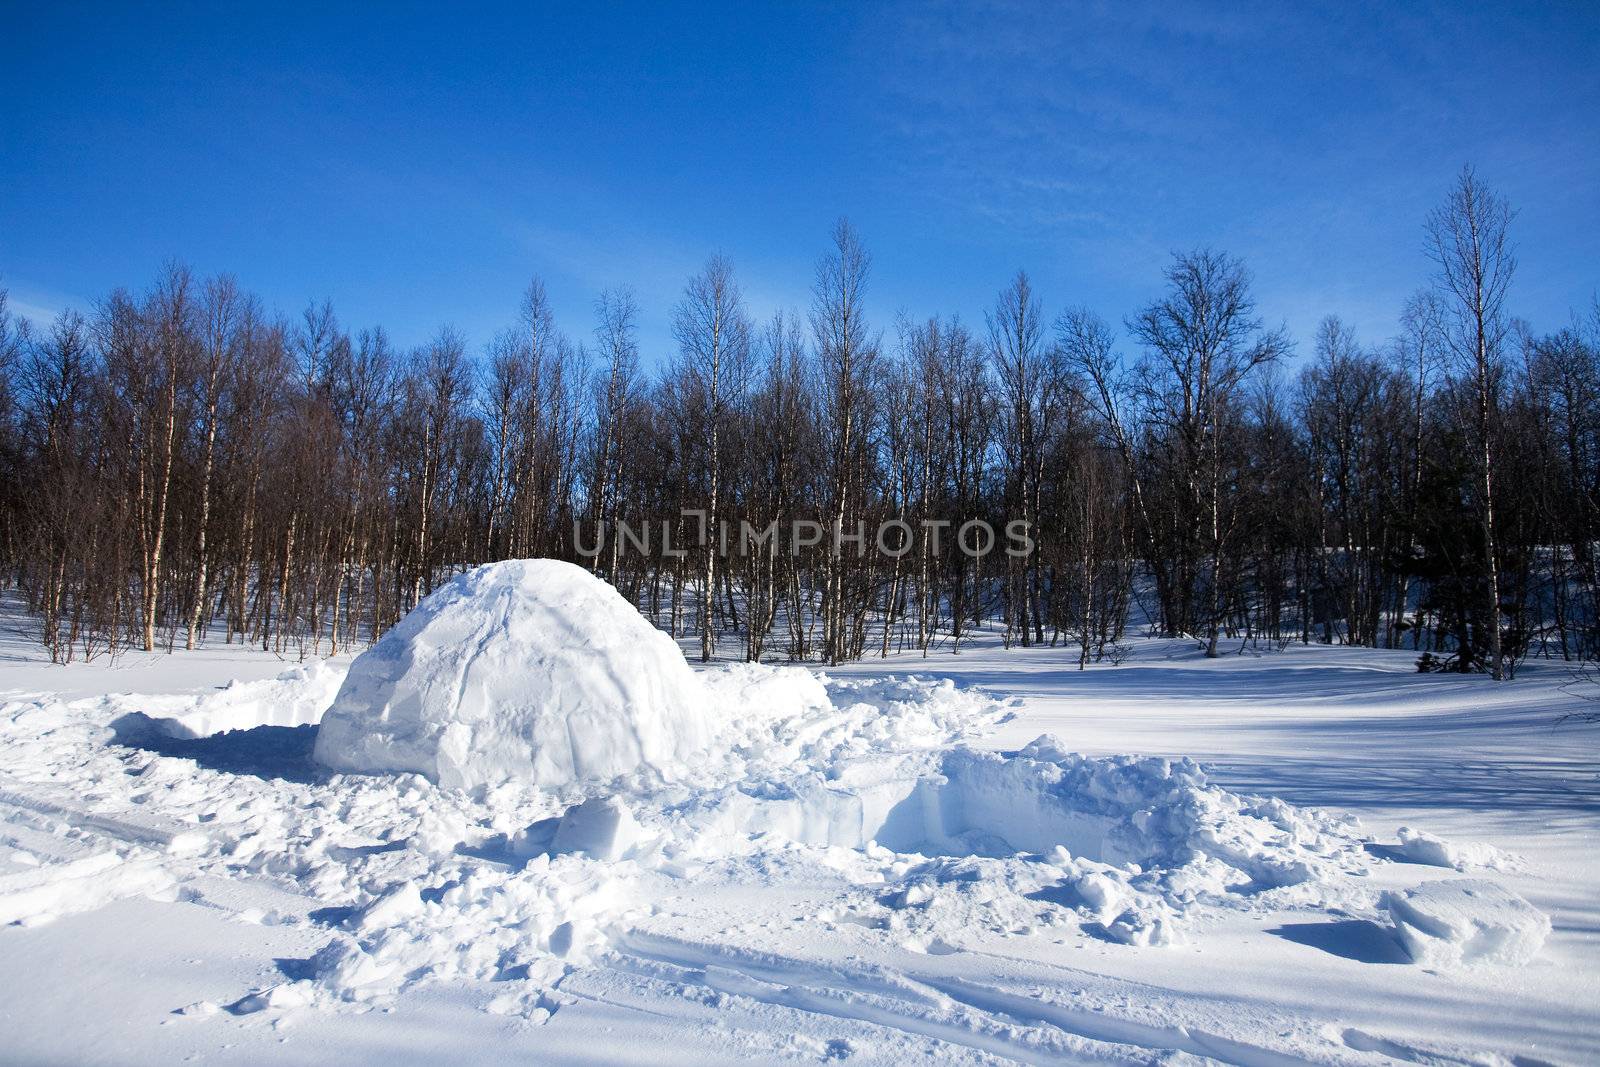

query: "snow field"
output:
1 651 1547 1017
0 563 1579 1065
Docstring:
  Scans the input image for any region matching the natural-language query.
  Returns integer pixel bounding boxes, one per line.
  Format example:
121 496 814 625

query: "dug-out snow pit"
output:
313 559 710 790
871 741 1204 864
871 738 1359 881
714 735 1364 892
1383 879 1550 967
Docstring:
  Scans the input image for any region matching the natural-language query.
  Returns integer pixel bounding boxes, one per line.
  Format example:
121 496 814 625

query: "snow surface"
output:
1 602 1596 1065
313 560 711 789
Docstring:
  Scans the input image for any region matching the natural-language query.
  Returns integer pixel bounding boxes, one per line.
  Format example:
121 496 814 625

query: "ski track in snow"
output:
0 631 1595 1065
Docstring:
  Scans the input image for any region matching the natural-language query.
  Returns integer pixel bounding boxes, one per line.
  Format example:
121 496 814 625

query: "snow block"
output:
313 559 710 789
1383 879 1550 967
549 797 645 861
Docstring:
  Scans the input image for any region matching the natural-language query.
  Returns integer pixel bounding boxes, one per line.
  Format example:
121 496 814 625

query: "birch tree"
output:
671 255 753 661
185 275 250 648
591 289 640 576
1426 166 1516 679
988 271 1058 646
1128 250 1288 656
810 220 875 665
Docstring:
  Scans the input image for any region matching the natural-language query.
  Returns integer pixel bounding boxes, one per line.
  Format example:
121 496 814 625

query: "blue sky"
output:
3 1 1597 366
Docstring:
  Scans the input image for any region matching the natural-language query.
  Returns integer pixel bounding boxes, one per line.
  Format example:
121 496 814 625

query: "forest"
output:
3 167 1595 677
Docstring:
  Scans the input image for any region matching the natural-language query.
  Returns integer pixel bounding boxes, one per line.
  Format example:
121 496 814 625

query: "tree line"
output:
1 167 1596 677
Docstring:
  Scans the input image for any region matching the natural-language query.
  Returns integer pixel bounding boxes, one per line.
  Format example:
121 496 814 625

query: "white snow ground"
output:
0 618 1596 1066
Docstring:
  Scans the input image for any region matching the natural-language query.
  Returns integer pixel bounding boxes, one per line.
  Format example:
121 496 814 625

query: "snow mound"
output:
241 855 638 1013
672 668 1013 849
1383 879 1550 967
548 796 648 862
707 731 1364 886
313 559 710 790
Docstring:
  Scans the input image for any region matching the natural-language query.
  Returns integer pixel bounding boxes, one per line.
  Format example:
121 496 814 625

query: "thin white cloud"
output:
1 281 86 329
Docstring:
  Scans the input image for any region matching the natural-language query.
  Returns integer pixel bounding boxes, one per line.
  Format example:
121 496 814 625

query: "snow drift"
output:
312 559 711 790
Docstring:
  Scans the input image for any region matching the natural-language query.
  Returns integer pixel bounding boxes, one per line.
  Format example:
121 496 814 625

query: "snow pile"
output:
1383 879 1550 967
660 718 1364 906
847 851 1191 950
697 666 1006 778
296 856 638 1009
1394 826 1519 872
313 560 711 790
105 659 345 740
223 852 640 1017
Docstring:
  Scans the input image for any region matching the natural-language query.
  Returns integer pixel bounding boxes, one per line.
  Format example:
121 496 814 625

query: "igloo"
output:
313 559 710 790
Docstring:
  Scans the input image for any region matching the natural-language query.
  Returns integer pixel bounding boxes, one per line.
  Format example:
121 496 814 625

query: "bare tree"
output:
1391 290 1446 647
591 289 640 577
402 328 472 606
185 275 251 648
810 220 876 665
1426 166 1516 679
748 310 816 660
988 271 1059 646
1128 250 1289 655
109 265 197 651
671 255 753 661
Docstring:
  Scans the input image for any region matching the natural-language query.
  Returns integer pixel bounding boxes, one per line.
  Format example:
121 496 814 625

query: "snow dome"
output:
313 559 710 790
